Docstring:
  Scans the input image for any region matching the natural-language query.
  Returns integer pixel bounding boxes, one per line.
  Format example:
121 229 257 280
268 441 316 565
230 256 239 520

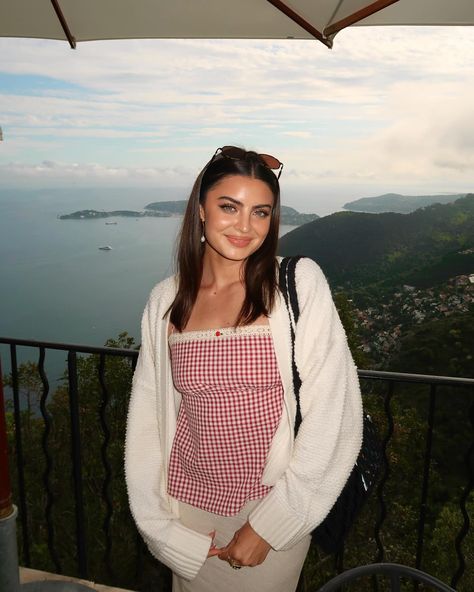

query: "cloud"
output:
0 160 194 187
343 82 474 179
0 28 473 194
281 131 312 138
196 127 235 137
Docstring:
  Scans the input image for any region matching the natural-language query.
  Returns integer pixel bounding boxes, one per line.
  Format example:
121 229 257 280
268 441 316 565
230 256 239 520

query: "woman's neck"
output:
201 253 245 292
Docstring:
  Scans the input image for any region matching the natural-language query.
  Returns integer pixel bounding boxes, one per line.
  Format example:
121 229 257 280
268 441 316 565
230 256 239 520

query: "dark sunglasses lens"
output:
258 153 281 170
220 146 246 160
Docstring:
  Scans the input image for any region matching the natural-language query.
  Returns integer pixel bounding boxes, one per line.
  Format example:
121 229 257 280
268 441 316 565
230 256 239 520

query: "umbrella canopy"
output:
1 0 474 50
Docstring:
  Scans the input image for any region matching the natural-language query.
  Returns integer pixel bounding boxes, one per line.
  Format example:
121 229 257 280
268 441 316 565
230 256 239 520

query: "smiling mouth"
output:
226 236 252 247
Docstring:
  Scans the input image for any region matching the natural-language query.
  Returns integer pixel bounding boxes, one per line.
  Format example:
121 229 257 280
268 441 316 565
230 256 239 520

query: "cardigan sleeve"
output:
125 292 212 580
249 257 363 550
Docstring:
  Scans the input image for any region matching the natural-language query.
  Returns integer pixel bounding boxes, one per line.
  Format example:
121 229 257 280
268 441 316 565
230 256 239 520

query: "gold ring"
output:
228 558 242 570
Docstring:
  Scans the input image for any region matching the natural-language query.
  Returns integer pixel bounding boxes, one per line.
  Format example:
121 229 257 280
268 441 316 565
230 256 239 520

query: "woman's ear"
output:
199 204 205 222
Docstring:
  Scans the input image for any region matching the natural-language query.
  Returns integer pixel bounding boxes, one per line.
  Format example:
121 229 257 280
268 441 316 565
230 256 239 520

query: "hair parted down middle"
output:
169 149 281 331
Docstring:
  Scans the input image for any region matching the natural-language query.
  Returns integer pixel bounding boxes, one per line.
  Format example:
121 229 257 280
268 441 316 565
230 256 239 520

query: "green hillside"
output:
278 194 474 290
344 192 467 214
145 200 186 214
389 312 474 378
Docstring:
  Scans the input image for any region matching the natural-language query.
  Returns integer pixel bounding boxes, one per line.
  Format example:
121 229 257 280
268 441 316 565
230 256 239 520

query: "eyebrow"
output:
217 196 273 209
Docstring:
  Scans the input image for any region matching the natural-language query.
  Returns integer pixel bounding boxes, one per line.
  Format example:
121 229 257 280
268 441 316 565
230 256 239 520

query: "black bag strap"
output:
278 256 304 436
280 257 382 554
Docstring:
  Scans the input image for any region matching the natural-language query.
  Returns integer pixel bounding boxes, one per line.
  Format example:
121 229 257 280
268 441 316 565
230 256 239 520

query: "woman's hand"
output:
217 521 271 567
207 530 222 558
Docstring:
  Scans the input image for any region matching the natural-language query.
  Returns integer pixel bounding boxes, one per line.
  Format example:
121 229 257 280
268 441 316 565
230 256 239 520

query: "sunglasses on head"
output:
213 146 284 179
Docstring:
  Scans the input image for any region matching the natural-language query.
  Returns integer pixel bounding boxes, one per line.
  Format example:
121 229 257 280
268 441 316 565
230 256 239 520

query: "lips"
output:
226 235 252 248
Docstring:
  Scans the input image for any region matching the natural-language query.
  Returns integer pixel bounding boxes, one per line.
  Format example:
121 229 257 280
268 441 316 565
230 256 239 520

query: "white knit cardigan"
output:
125 257 363 580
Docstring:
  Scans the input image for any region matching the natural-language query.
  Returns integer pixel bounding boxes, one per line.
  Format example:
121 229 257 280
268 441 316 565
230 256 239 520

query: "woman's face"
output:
200 174 274 263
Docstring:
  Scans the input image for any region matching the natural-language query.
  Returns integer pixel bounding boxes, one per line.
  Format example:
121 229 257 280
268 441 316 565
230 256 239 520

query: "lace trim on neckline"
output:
169 324 271 345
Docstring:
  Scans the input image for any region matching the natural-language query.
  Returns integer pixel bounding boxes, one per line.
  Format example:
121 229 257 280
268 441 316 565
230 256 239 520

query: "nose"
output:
236 211 251 233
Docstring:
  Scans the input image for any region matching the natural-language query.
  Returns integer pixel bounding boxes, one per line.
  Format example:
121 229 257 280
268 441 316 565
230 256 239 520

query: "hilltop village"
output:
354 273 474 365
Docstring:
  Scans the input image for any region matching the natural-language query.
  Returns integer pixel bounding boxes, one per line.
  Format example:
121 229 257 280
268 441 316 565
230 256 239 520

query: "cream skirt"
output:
173 499 311 592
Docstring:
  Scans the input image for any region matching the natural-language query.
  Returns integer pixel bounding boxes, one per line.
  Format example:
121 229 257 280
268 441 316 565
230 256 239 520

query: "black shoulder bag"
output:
279 256 382 554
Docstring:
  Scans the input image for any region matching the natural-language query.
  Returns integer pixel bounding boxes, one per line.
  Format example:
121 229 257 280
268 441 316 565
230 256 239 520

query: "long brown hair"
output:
169 149 281 331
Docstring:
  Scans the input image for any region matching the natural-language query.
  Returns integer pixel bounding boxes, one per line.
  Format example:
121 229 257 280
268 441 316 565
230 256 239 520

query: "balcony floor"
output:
20 568 134 591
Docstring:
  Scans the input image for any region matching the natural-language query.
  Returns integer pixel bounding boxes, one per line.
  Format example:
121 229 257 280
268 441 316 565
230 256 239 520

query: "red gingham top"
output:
167 325 284 516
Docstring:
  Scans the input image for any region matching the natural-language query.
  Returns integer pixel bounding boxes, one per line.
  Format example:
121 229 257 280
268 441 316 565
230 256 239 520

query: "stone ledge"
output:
20 568 134 592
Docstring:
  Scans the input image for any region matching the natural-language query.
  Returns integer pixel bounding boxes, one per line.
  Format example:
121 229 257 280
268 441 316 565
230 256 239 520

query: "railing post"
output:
68 350 88 580
37 346 62 574
0 358 13 519
374 380 395 562
10 344 30 566
415 384 437 571
97 353 116 581
452 394 474 589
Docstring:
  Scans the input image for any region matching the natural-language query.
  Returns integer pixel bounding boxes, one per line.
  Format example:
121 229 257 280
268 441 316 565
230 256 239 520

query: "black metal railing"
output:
356 369 474 590
1 336 473 591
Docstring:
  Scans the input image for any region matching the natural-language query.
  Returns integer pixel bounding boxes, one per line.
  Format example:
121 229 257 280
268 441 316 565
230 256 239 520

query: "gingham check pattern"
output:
167 326 284 516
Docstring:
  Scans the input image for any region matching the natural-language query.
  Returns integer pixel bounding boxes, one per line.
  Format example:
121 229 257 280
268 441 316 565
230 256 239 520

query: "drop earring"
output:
200 220 206 243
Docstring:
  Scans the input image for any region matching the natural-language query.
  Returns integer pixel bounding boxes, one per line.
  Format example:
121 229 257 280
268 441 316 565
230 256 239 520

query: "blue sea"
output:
0 189 179 346
0 187 298 351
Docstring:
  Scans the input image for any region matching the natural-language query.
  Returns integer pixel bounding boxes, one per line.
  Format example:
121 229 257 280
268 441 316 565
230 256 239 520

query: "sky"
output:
0 27 473 213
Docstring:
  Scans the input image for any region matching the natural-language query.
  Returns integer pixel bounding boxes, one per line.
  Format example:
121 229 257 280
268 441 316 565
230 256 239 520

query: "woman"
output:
125 146 363 591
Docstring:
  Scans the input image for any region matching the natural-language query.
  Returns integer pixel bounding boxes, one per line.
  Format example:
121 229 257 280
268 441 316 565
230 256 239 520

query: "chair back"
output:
317 563 455 592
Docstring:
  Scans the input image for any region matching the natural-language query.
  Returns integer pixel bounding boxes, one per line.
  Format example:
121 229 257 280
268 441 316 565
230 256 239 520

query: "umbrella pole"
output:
0 357 21 591
0 506 21 592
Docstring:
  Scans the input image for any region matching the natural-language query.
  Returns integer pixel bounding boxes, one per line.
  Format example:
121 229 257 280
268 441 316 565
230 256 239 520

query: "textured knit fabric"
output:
167 326 283 516
125 257 363 581
173 500 311 592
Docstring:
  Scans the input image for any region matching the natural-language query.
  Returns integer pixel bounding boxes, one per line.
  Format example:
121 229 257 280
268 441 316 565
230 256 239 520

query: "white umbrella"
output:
0 0 473 49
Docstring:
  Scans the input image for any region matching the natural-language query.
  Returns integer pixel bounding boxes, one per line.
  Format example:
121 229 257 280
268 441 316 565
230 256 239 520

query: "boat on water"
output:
105 222 118 225
99 245 113 251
